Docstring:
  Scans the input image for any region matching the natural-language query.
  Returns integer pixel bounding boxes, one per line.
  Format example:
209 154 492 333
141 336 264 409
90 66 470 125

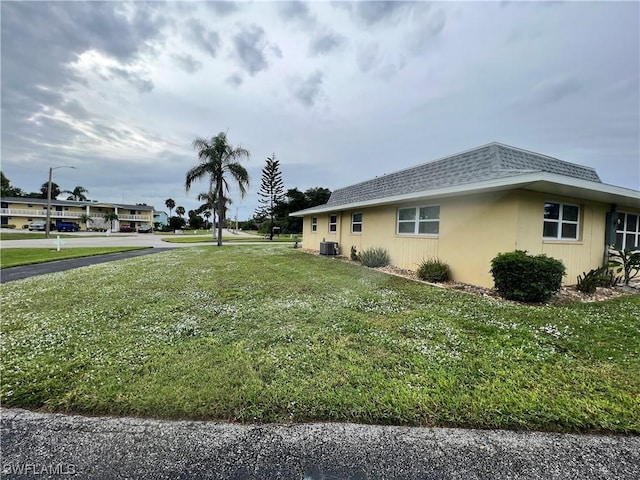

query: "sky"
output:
1 1 639 220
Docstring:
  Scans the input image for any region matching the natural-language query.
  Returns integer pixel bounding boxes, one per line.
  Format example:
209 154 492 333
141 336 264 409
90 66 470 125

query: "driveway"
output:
2 408 638 480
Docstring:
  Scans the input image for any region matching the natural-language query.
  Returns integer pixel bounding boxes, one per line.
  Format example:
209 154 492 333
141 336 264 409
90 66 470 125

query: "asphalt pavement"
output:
2 408 638 480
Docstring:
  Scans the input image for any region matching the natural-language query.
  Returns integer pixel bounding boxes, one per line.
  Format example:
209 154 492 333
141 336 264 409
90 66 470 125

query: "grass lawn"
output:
162 236 298 243
1 246 638 433
0 247 149 268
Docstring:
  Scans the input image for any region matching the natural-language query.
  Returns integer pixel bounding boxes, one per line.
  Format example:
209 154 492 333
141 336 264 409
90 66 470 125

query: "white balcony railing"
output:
1 208 150 222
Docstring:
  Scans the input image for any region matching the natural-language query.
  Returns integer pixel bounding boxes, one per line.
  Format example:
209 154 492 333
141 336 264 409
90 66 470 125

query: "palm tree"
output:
103 211 119 231
79 213 93 230
196 191 232 229
186 132 250 246
165 198 175 219
175 206 186 218
63 186 89 201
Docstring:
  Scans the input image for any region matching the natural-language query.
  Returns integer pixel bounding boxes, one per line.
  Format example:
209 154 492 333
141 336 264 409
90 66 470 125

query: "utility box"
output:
319 241 338 256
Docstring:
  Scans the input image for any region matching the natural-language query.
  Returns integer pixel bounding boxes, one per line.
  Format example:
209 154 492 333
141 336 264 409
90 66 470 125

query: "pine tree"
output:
256 154 284 240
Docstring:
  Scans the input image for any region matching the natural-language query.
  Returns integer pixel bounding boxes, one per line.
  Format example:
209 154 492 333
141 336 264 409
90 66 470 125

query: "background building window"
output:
615 212 640 250
329 214 337 232
397 206 439 235
311 217 317 232
351 213 362 233
543 202 579 240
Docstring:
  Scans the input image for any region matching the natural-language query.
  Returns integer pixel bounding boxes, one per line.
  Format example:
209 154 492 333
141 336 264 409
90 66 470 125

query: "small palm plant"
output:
103 211 119 231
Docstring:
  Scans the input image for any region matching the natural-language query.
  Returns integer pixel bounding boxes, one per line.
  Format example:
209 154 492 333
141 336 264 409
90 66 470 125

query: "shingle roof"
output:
325 143 601 207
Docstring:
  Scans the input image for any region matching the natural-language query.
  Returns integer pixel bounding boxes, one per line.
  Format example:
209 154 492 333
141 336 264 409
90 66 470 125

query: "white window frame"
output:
615 211 640 251
543 202 580 240
329 214 337 232
351 212 362 233
311 217 317 233
396 205 440 236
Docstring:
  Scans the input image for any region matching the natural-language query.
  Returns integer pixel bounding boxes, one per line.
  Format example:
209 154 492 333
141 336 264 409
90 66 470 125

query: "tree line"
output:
1 171 89 201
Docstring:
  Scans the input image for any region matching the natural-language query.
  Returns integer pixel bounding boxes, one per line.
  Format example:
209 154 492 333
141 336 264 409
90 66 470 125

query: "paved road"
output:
0 248 172 283
2 408 638 480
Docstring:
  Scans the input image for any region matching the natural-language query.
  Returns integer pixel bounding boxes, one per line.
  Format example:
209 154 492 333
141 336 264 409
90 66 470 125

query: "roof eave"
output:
290 173 640 216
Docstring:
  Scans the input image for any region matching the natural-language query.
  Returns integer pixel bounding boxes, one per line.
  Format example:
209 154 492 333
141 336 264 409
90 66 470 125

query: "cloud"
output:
309 30 345 56
278 1 316 26
289 70 324 107
226 73 243 87
232 24 280 75
206 1 240 17
345 1 416 26
406 9 446 55
187 19 220 57
527 75 583 105
172 53 203 74
107 66 155 93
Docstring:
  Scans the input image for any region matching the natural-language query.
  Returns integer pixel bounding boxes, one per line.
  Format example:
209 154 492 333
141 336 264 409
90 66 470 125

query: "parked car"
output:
137 225 153 233
28 221 56 231
119 225 134 232
57 221 80 232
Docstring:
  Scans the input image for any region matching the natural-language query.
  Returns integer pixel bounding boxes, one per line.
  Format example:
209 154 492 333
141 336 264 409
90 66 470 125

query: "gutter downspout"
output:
604 204 617 265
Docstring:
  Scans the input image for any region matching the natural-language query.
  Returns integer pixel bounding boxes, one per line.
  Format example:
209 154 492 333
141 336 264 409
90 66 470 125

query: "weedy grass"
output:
0 247 148 268
1 246 638 433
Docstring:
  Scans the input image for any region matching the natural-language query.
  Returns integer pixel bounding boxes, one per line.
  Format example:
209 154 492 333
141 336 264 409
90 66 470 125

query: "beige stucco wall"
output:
301 189 632 288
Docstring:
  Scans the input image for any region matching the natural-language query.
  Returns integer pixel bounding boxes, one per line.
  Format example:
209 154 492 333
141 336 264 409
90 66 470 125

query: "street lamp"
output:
45 165 76 239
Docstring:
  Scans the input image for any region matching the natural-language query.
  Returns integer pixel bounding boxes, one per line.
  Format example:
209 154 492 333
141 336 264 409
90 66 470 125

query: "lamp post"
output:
45 165 76 239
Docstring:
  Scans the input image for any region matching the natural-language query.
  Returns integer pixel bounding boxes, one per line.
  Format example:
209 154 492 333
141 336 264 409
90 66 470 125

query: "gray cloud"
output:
172 53 203 74
344 1 416 26
107 67 155 93
226 73 243 87
527 75 583 105
309 30 345 56
356 43 381 73
278 1 316 25
289 70 324 107
187 19 221 57
232 24 280 75
206 1 240 16
406 9 446 55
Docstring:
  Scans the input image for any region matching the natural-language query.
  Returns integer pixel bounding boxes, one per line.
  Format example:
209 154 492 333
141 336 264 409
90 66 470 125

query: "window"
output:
329 214 337 232
397 205 439 235
543 202 579 240
311 217 317 233
351 213 362 233
615 212 640 251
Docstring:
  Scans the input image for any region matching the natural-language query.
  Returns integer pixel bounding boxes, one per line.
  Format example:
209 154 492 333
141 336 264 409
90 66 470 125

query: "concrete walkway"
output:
2 408 638 479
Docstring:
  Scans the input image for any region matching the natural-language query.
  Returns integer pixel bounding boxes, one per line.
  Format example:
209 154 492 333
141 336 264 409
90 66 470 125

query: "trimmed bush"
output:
490 250 566 303
359 247 390 268
416 259 450 282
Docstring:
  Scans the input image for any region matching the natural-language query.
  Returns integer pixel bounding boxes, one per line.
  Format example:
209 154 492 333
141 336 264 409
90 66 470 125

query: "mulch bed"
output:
307 250 640 305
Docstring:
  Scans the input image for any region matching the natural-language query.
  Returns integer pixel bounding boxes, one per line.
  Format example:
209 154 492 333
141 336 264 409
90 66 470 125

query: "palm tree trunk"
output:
217 181 224 247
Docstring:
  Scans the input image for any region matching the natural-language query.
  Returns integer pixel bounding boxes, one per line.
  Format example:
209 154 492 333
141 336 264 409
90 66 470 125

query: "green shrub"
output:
577 266 621 293
1 224 16 229
490 250 566 303
359 247 390 268
416 259 450 282
608 248 640 285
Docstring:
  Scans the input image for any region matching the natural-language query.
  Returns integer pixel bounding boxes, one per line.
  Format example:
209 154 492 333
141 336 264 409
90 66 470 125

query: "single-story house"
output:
291 142 640 288
0 197 155 231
